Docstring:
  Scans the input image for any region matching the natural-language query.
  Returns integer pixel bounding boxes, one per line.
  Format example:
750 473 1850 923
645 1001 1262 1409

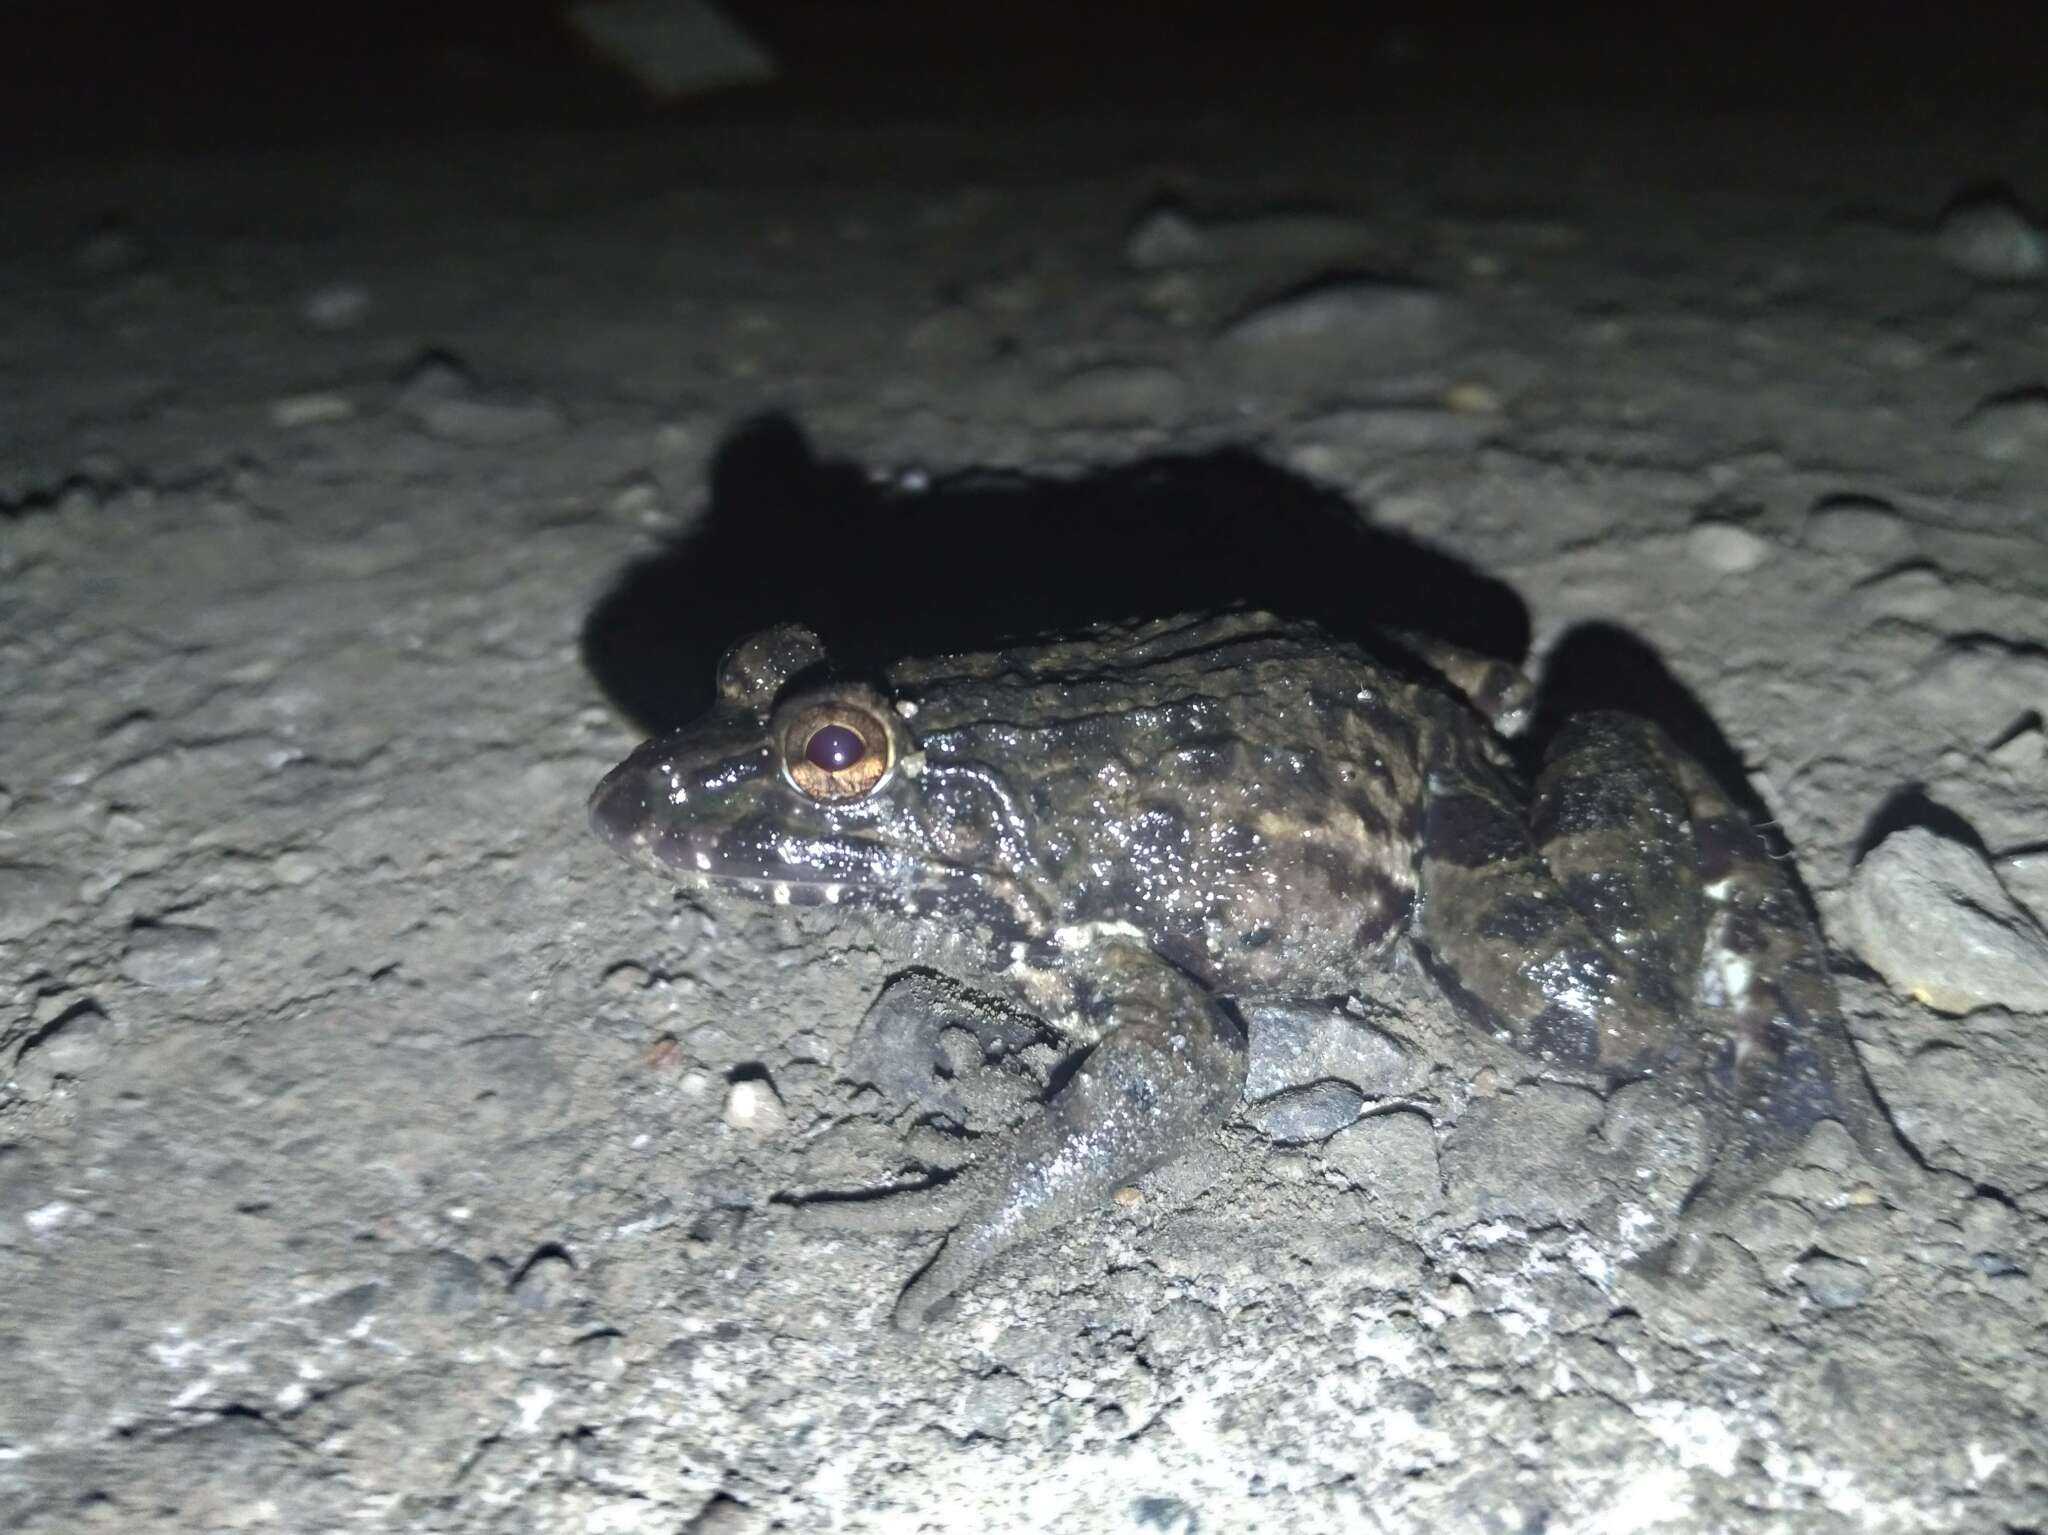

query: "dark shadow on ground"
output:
583 413 1532 732
1852 784 1990 864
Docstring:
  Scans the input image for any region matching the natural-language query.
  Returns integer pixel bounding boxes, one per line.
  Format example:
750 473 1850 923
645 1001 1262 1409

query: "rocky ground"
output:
2 8 2045 1532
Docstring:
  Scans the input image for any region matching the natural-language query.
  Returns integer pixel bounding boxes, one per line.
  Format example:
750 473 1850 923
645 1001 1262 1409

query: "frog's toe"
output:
783 1170 981 1234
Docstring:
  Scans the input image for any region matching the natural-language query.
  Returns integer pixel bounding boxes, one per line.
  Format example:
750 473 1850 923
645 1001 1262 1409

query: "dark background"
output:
8 3 2046 149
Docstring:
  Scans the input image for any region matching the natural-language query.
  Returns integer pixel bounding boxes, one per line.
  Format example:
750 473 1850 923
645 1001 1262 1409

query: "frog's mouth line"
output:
589 743 1053 927
634 829 1049 928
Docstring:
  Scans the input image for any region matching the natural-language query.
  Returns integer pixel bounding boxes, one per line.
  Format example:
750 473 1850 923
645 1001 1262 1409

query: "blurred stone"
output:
1847 828 2048 1014
1126 207 1217 271
1218 280 1456 381
1245 1080 1365 1144
1686 517 1770 574
1936 190 2047 281
1962 388 2048 462
122 923 222 991
303 281 372 329
568 1 778 100
1802 493 1912 559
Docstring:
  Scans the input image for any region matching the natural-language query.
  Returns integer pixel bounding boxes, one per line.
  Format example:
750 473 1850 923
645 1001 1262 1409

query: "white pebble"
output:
722 1076 787 1134
270 392 357 428
1685 518 1770 574
303 281 372 329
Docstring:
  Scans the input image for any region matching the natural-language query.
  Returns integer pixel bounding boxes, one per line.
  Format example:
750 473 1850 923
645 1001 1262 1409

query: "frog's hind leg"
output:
1418 711 1921 1255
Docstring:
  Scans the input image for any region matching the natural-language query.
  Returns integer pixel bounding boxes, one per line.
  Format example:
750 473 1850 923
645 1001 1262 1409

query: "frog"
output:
588 610 1916 1329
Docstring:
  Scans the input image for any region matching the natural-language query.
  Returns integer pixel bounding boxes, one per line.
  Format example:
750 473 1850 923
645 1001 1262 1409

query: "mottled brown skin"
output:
590 612 1910 1327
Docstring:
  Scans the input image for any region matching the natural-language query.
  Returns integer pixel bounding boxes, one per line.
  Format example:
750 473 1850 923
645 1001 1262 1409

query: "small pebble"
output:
303 281 373 329
12 1005 112 1096
954 1371 1033 1441
1217 279 1456 380
1936 191 2048 282
1686 517 1771 574
1032 363 1186 427
1853 563 1952 622
1245 1079 1365 1143
121 923 223 991
1443 380 1502 415
1243 1003 1414 1099
1794 1254 1873 1310
1958 1194 2020 1254
566 0 779 100
1988 720 2042 773
270 392 357 429
1961 388 2048 463
397 352 563 445
614 1195 677 1239
408 395 564 446
1125 207 1217 271
608 477 663 522
600 962 652 996
722 1075 788 1134
406 1249 485 1315
0 865 71 941
1846 828 2048 1014
1802 494 1911 559
685 1495 770 1535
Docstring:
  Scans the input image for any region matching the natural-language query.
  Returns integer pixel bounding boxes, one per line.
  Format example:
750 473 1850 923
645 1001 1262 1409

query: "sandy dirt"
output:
3 9 2045 1531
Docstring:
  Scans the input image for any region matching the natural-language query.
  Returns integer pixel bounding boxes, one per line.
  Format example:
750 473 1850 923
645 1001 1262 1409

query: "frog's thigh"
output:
891 946 1246 1329
1417 714 1698 1070
1424 710 1911 1224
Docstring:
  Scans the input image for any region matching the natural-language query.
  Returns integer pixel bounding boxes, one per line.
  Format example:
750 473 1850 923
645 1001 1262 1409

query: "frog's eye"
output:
780 701 893 801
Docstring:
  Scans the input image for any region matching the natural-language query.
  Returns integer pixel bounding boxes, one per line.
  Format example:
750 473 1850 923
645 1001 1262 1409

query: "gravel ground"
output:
3 9 2045 1532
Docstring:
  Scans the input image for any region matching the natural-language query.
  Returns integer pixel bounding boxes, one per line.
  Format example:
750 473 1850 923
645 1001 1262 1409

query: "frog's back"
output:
892 613 1451 996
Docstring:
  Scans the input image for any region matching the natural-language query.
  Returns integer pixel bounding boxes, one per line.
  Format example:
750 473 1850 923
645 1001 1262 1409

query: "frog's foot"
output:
847 971 1048 1127
1419 710 1929 1253
1662 744 1940 1222
808 947 1246 1330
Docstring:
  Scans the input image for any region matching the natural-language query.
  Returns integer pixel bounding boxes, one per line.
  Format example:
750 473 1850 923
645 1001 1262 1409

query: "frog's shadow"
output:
580 415 1769 829
583 413 1532 732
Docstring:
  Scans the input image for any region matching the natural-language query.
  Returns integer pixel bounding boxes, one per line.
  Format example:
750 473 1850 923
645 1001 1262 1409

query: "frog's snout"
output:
588 749 664 859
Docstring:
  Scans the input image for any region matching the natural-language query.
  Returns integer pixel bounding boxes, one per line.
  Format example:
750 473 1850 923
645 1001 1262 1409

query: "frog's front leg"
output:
1417 711 1920 1249
807 942 1246 1329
